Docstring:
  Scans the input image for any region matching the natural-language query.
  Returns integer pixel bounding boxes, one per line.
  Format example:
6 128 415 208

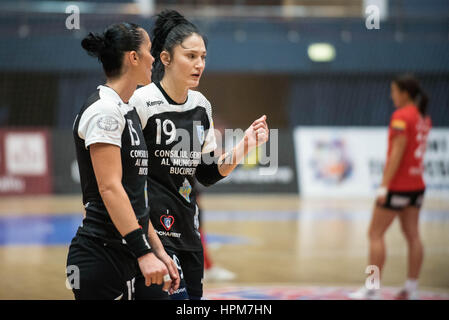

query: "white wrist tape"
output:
376 186 388 197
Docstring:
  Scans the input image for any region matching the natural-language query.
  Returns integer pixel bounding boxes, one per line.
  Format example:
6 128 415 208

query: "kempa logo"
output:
146 100 164 107
65 5 80 30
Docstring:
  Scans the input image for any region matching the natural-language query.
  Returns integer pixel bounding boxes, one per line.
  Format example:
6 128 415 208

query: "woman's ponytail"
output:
415 90 429 117
81 32 106 58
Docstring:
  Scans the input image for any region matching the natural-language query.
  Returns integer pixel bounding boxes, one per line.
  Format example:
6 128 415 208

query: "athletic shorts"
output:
66 234 138 300
134 247 204 300
381 189 425 211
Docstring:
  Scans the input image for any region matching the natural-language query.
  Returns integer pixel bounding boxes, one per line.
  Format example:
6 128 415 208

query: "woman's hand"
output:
154 249 180 295
375 186 388 206
216 115 269 177
137 252 172 292
244 115 269 150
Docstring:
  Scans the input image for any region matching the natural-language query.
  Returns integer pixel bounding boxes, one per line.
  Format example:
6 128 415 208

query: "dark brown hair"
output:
393 74 429 116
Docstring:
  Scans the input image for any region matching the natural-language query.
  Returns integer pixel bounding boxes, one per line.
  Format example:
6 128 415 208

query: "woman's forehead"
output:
139 28 150 45
179 34 206 52
144 30 151 41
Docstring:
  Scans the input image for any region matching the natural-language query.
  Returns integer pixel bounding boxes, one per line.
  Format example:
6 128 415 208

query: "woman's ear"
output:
128 51 139 66
160 50 171 67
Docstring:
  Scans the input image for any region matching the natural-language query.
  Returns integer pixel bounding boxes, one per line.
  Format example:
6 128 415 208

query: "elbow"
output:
97 180 122 199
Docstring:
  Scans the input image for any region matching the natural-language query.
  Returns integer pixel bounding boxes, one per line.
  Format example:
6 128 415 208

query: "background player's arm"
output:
217 115 269 177
377 134 407 205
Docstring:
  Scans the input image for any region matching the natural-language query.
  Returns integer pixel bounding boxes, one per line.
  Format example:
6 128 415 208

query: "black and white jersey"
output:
73 85 149 242
130 82 217 251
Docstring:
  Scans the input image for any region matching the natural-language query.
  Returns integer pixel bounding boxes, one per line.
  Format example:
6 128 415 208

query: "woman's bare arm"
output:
381 134 408 188
90 143 141 235
217 115 269 177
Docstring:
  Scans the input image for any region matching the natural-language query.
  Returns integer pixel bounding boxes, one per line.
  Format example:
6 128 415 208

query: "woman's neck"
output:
106 73 137 103
399 99 414 109
160 76 188 104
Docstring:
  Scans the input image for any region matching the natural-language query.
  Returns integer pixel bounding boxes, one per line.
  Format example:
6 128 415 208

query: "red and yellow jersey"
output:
387 104 432 191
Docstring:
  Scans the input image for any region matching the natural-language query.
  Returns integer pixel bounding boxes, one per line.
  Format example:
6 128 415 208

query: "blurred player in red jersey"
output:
350 75 432 300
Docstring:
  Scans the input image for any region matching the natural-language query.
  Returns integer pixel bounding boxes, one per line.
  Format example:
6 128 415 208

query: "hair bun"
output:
151 10 189 56
156 9 189 30
81 32 107 58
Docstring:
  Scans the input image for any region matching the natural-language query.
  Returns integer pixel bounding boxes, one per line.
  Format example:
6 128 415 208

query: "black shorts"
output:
381 189 425 211
66 233 139 300
134 247 204 300
66 232 169 300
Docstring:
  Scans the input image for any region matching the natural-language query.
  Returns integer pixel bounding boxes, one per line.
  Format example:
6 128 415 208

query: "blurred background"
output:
0 0 448 299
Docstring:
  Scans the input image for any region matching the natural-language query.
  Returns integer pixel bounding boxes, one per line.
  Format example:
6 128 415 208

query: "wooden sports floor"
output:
0 194 448 300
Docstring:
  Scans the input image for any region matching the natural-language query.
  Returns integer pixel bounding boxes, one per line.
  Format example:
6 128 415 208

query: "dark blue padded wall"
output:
287 74 449 127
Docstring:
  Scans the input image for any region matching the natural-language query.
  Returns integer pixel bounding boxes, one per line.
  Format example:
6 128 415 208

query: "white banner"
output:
5 132 47 176
293 127 449 199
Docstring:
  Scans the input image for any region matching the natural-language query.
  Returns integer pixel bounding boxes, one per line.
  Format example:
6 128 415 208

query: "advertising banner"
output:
205 129 298 194
0 128 52 195
294 127 449 199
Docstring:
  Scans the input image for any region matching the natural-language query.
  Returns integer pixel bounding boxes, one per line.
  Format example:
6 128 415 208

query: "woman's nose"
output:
196 59 204 69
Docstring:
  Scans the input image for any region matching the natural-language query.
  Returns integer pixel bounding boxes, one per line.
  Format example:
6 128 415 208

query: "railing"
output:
0 0 365 18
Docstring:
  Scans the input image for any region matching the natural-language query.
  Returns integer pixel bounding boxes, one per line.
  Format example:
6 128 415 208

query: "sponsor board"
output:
206 129 298 194
294 127 449 199
0 129 52 195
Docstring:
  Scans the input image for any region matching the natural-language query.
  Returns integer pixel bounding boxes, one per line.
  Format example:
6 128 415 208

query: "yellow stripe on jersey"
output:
391 119 406 130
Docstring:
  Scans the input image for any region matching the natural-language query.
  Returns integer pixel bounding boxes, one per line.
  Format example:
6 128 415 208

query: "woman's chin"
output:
188 79 200 88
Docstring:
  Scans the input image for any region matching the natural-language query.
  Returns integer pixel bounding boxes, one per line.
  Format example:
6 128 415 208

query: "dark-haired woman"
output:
350 75 432 300
66 22 179 300
130 10 269 300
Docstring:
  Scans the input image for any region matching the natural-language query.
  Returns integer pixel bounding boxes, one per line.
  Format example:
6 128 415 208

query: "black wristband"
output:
124 228 152 258
196 157 226 187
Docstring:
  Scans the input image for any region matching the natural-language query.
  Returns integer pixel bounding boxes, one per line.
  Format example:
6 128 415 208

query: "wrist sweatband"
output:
195 154 226 187
124 228 152 258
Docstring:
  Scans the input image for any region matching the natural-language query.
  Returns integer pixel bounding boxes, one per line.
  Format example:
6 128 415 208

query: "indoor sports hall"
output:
0 0 448 300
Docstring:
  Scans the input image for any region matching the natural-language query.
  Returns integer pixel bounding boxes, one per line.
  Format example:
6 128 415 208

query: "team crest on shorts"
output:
179 178 192 203
160 212 175 231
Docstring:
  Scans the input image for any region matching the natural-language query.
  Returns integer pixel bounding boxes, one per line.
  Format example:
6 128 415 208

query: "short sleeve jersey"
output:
387 104 432 191
130 82 216 251
73 85 149 242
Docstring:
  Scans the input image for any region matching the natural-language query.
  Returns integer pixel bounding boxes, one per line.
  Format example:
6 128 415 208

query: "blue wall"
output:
1 14 448 73
287 74 449 128
1 1 448 128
